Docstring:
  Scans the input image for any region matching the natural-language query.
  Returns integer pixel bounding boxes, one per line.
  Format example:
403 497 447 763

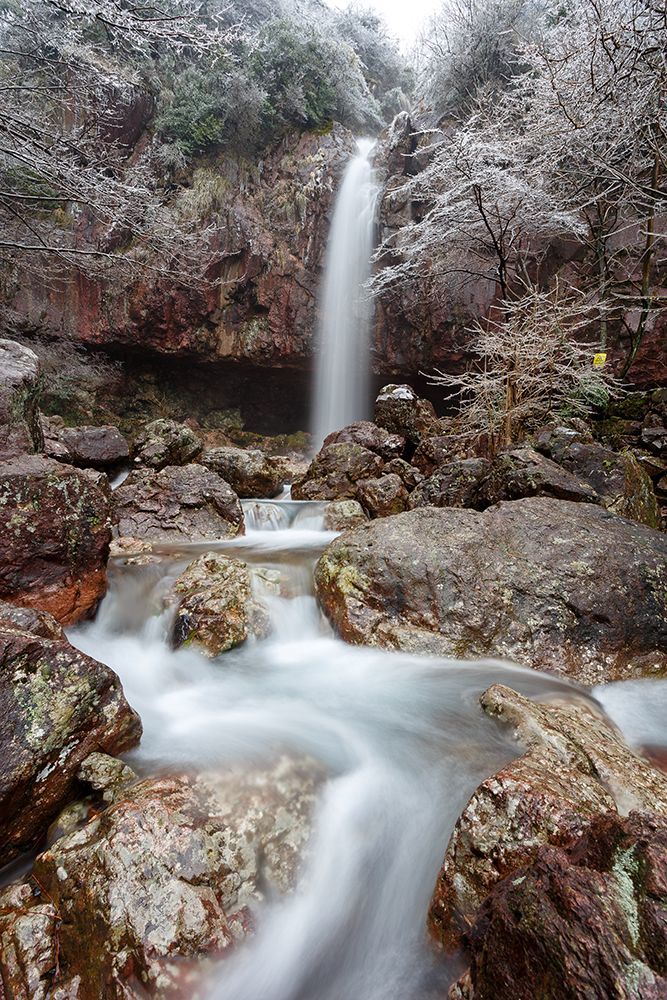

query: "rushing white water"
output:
65 498 624 1000
312 139 379 450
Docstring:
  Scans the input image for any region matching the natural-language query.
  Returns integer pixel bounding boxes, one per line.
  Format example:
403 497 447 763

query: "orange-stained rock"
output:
0 455 111 623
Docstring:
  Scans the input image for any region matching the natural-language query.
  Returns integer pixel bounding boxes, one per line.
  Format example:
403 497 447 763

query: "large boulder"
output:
0 339 43 459
58 425 129 470
536 429 661 528
409 458 491 510
0 600 141 865
169 552 270 656
374 384 440 446
132 418 202 470
315 499 667 684
478 447 600 507
323 421 406 460
0 758 319 999
0 455 111 623
201 446 283 498
430 684 667 950
291 443 384 501
112 464 244 543
450 811 667 1000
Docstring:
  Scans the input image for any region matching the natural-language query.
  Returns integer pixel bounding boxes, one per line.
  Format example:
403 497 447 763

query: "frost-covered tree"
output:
430 287 621 453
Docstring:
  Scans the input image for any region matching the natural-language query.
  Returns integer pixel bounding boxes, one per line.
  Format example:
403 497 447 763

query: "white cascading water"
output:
62 494 664 1000
312 139 379 450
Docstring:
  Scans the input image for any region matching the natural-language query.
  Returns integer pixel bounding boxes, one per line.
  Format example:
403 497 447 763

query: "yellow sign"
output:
593 353 607 368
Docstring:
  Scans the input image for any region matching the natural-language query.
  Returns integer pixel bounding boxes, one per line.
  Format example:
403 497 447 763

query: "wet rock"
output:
291 443 383 501
430 683 667 949
408 458 491 510
315 499 667 683
0 455 111 623
537 431 661 528
374 384 440 446
201 446 283 498
0 882 60 1000
112 463 244 543
0 612 141 866
323 421 406 461
450 811 667 1000
132 418 202 470
58 425 129 470
77 752 137 804
478 447 600 507
357 473 410 518
2 758 319 998
0 600 63 640
0 339 43 459
169 552 270 656
383 457 423 490
323 499 368 532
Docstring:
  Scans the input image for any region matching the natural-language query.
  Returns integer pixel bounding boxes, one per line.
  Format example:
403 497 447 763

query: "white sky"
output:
326 0 441 47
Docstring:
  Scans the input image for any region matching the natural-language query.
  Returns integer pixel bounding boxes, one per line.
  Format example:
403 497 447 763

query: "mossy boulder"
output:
168 552 271 656
0 600 141 866
315 499 667 684
292 443 383 501
132 418 202 470
0 454 111 623
201 446 283 498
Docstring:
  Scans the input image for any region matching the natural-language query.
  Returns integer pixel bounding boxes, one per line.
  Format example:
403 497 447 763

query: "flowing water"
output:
312 139 379 450
64 497 643 1000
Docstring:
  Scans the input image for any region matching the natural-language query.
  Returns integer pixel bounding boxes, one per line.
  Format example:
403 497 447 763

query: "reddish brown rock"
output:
59 425 129 470
132 418 202 470
0 604 141 865
323 421 406 460
315 499 667 683
0 758 319 999
430 683 667 951
478 446 600 507
412 434 461 476
0 455 111 623
537 433 661 528
112 463 244 543
0 339 43 459
291 443 384 501
408 458 491 509
201 446 283 498
374 384 440 447
383 457 423 490
357 473 410 518
450 811 667 1000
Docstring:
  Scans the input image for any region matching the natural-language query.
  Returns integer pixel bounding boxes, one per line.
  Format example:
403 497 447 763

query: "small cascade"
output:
313 139 379 450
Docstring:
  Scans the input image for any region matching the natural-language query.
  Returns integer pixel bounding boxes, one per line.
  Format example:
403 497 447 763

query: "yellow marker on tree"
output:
593 352 607 368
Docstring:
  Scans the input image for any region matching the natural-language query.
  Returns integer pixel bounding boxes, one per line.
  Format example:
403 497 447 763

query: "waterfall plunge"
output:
313 139 379 450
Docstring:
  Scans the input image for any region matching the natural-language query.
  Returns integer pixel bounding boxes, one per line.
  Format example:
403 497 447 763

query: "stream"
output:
63 494 666 1000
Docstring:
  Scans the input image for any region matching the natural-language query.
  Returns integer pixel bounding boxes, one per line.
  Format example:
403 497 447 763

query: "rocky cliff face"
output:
6 112 665 387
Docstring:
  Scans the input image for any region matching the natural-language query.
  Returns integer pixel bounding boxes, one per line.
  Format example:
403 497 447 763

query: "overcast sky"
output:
326 0 440 47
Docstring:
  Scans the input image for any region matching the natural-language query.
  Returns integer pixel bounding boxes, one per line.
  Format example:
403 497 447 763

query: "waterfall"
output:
312 138 379 450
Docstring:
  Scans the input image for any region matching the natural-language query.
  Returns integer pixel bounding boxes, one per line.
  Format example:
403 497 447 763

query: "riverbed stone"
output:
315 498 667 684
0 339 43 459
112 463 244 543
374 385 440 446
201 446 283 498
58 425 129 470
408 458 491 510
450 811 667 1000
132 418 202 470
0 607 141 866
323 421 406 460
323 499 368 532
291 443 383 501
357 473 410 518
0 757 320 999
429 683 667 951
0 454 111 623
169 552 270 656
